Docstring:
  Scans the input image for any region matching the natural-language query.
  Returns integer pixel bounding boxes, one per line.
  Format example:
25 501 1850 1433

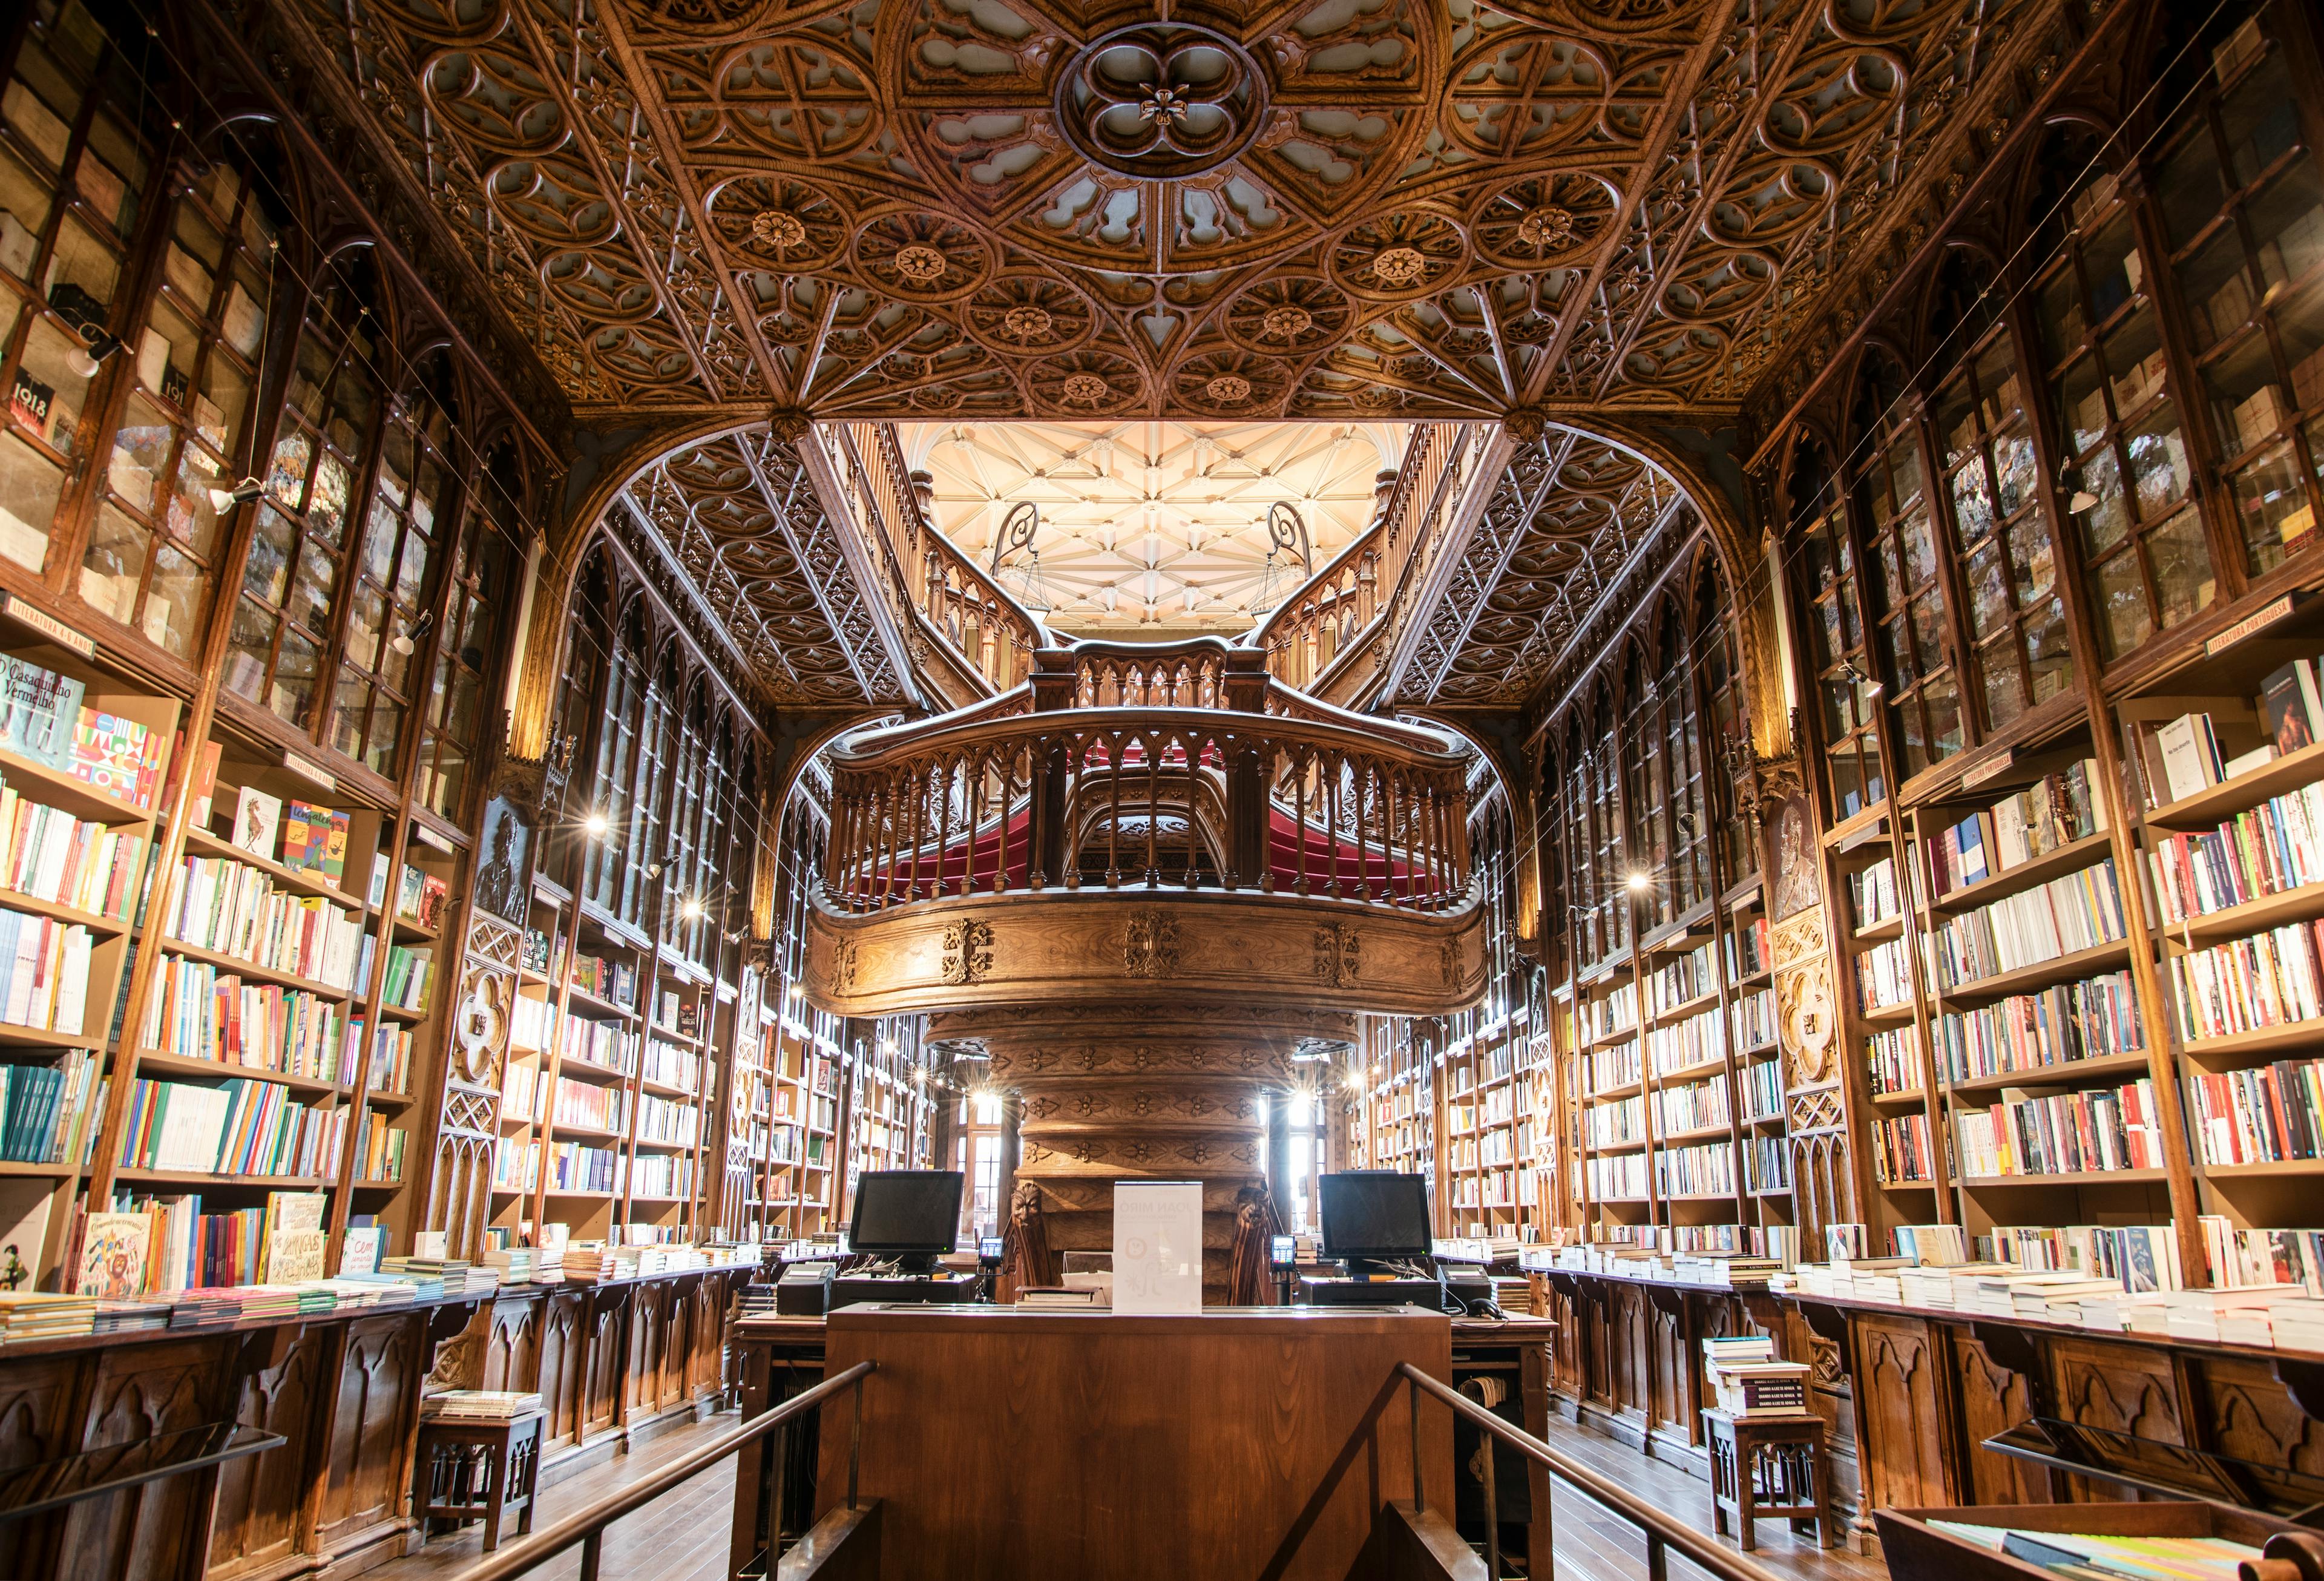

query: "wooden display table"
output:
411 1411 542 1553
1702 1408 1832 1551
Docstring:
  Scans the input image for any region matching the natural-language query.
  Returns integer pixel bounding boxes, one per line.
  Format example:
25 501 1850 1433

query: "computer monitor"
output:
1318 1172 1432 1273
847 1171 965 1275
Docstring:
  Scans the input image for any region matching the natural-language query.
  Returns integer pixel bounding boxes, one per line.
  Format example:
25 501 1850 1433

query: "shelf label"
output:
411 823 455 855
2204 593 2297 657
1 596 94 657
1962 750 2015 790
281 750 335 791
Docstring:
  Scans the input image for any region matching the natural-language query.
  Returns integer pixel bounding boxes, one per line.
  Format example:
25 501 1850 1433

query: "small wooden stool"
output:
412 1410 543 1553
1702 1408 1833 1552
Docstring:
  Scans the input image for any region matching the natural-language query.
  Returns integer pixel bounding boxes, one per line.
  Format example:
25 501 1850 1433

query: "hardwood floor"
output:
357 1402 1888 1581
362 1414 744 1581
1523 1412 1888 1581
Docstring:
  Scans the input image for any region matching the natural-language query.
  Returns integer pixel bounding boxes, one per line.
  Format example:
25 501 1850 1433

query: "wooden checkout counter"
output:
731 1302 1559 1580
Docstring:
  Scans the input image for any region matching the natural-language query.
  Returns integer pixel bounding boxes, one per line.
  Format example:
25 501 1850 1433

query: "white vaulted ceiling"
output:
897 421 1407 636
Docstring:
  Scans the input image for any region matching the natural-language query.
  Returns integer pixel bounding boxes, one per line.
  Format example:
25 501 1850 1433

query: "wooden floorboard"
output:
361 1413 744 1581
356 1399 1892 1581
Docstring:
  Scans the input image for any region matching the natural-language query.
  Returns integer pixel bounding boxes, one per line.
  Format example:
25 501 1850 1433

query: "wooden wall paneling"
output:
1544 1278 1584 1403
484 1293 544 1394
318 1314 425 1552
662 1278 694 1412
692 1277 728 1401
208 1327 331 1581
62 1339 220 1581
2050 1336 2182 1502
0 1356 77 1579
1851 1313 1955 1516
1646 1286 1689 1442
1946 1327 2050 1507
539 1291 585 1451
2190 1358 2324 1482
626 1280 666 1418
583 1288 628 1442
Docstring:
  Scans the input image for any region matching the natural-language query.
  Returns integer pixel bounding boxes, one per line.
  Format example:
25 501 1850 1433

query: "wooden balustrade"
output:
1252 422 1475 695
818 654 1472 913
832 422 1046 694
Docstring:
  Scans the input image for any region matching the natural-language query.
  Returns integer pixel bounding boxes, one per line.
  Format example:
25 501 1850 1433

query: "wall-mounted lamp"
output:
681 897 705 922
1837 660 1884 697
207 476 264 513
65 330 123 380
389 609 435 657
583 810 610 838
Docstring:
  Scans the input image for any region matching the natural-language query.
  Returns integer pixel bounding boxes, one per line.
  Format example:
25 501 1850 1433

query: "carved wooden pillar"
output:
934 1000 1354 1298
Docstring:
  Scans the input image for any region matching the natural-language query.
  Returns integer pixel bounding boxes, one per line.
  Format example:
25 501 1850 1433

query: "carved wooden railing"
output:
829 421 1049 697
1249 422 1477 700
821 642 1472 913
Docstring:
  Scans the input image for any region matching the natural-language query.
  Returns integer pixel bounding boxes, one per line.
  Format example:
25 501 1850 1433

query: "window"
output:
416 444 523 819
971 1134 1001 1231
1928 255 2073 731
1587 688 1627 958
78 157 277 657
0 12 151 576
2153 5 2324 574
223 260 386 727
1657 608 1710 912
1792 444 1884 816
2029 146 2215 657
1695 576 1754 884
582 605 648 915
1624 646 1669 930
330 360 456 775
1852 362 1964 776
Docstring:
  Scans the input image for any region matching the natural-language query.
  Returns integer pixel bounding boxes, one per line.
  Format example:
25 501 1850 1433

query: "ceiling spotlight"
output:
207 476 264 513
583 810 609 838
65 329 124 380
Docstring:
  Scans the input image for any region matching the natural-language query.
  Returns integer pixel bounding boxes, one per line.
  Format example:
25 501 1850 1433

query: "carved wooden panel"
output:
689 1277 726 1401
663 1280 696 1411
65 1339 217 1581
320 1315 422 1546
539 1292 586 1451
2193 1357 2324 1479
1647 1293 1687 1436
2052 1335 2181 1500
484 1293 543 1395
0 1355 74 1578
584 1292 626 1441
1609 1283 1651 1423
1948 1330 2048 1507
626 1281 664 1418
210 1330 330 1579
1854 1314 1953 1513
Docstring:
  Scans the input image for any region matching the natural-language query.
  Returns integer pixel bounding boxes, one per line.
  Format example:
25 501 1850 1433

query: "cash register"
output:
829 1169 977 1309
1299 1172 1449 1309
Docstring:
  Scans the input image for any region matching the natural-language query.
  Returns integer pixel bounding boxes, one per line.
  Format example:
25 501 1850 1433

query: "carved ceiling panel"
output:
278 0 2068 422
1395 426 1684 708
620 428 907 706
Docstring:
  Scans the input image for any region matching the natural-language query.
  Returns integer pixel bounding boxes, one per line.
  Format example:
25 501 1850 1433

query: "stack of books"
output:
1702 1336 1808 1417
422 1390 543 1421
94 1297 171 1333
482 1247 537 1284
169 1288 246 1327
0 1290 97 1341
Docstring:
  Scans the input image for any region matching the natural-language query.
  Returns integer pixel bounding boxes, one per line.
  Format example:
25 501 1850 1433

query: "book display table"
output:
411 1410 543 1553
1703 1408 1833 1551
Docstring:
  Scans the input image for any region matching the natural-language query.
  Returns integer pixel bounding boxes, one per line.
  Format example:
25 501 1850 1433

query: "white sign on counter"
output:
1112 1181 1203 1314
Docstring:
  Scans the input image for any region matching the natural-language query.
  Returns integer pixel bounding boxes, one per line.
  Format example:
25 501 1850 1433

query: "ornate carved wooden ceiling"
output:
897 420 1405 633
1390 426 1686 709
283 0 2056 424
619 429 910 704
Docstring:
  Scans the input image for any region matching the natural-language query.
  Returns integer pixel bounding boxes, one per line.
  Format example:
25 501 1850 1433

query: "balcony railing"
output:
829 422 1049 697
821 642 1472 913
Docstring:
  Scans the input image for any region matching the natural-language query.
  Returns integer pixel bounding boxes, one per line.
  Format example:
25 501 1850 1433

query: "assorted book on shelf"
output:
1952 1076 2167 1176
1925 760 2109 896
0 654 169 810
0 782 145 918
0 1048 93 1162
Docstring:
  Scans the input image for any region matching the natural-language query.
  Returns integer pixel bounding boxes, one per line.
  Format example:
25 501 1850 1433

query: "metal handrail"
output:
456 1360 876 1581
1395 1362 1790 1581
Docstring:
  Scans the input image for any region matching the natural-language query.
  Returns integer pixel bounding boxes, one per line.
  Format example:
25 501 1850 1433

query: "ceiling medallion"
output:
1204 373 1252 404
893 244 950 285
1056 23 1270 181
750 209 808 249
1517 206 1574 249
1371 246 1428 288
1002 304 1056 342
1061 373 1111 404
1260 304 1313 340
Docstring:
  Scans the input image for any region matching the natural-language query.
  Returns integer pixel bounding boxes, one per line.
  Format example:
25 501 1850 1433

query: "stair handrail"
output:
1394 1361 1795 1581
829 422 1054 696
1246 422 1473 698
454 1359 876 1581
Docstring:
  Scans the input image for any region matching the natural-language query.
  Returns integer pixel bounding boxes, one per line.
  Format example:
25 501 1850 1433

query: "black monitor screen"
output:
848 1171 964 1254
1318 1172 1431 1260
